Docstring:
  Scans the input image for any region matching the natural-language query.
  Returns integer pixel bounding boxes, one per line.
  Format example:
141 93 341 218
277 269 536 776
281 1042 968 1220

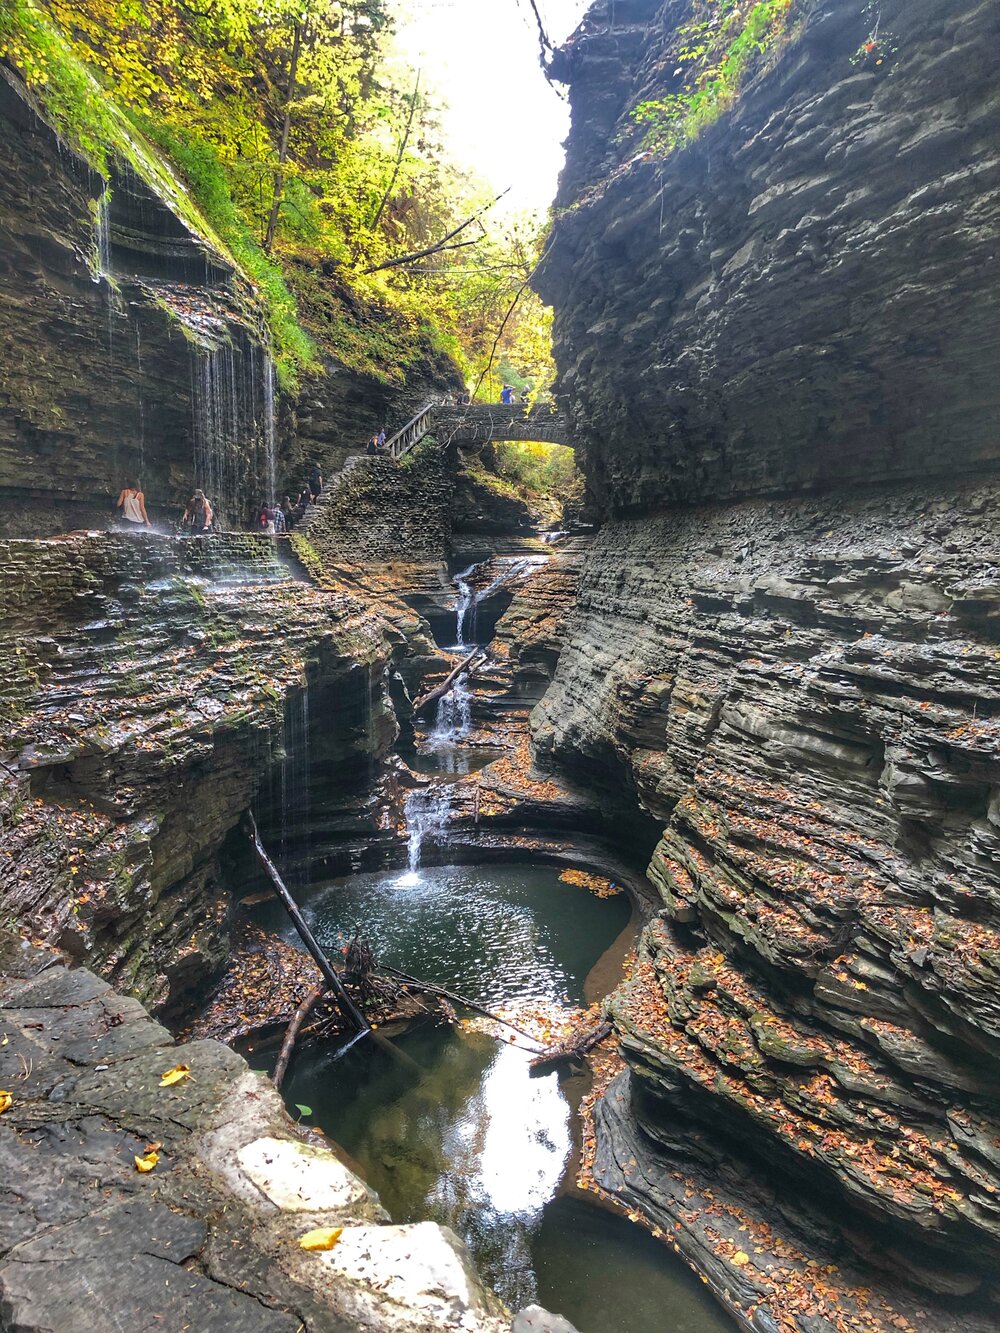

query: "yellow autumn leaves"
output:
298 1226 343 1252
159 1063 191 1087
135 1141 162 1173
0 1090 13 1114
130 1063 192 1172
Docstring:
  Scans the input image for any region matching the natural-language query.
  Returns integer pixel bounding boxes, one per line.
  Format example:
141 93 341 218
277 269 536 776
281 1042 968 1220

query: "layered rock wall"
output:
538 0 1000 513
533 0 1000 1323
0 531 393 1013
533 479 1000 1308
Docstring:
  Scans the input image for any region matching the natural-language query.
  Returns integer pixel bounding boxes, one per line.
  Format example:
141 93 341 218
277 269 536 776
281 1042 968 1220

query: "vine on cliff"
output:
631 0 797 156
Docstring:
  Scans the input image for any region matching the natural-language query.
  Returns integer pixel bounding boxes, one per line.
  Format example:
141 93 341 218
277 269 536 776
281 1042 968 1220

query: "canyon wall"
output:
0 70 456 535
538 0 1000 514
0 531 393 1014
534 0 1000 1326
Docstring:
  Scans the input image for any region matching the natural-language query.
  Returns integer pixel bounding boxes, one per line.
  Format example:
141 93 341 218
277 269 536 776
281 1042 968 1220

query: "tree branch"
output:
370 69 421 235
362 187 509 275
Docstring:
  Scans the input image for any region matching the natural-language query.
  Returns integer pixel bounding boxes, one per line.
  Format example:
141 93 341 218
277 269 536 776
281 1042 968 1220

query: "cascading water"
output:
401 783 454 881
261 352 278 512
91 188 112 284
453 563 479 649
431 671 472 743
190 339 280 530
279 684 311 889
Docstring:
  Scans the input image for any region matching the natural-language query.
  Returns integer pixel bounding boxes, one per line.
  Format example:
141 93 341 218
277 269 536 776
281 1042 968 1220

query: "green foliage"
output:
632 0 796 157
137 119 317 387
1 0 556 394
488 442 584 507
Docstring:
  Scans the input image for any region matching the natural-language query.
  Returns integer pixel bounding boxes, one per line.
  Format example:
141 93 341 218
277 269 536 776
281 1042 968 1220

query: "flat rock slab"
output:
0 944 519 1332
314 1221 508 1332
2 1248 300 1333
238 1134 369 1211
511 1304 580 1333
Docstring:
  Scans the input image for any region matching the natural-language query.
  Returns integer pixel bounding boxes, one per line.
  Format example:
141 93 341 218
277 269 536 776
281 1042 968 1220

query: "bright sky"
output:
394 0 590 215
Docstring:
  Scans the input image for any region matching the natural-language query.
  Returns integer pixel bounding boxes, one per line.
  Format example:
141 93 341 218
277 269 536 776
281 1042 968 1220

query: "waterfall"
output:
453 564 479 648
190 342 253 529
474 556 544 604
431 670 472 744
262 352 277 507
91 188 112 284
401 784 453 880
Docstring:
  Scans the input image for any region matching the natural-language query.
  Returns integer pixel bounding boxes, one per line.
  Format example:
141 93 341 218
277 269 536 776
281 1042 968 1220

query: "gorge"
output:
2 0 999 1331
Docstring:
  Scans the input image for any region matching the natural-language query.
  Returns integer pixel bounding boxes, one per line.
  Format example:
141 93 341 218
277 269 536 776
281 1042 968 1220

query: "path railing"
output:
385 401 437 458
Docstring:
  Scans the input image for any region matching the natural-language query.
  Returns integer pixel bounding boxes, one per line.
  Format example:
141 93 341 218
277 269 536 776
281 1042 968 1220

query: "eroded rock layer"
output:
0 532 392 1013
534 0 1000 1320
537 0 1000 513
532 479 1000 1320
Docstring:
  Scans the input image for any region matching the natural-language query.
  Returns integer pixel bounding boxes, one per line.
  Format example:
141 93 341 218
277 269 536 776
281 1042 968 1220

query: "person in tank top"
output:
116 481 150 528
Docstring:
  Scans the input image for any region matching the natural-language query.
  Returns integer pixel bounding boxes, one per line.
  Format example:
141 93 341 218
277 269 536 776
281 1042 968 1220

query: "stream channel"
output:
255 552 733 1332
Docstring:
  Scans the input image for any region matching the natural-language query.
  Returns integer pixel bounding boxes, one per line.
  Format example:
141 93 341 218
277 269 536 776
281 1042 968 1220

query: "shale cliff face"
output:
538 0 1000 513
0 532 393 1015
534 0 1000 1326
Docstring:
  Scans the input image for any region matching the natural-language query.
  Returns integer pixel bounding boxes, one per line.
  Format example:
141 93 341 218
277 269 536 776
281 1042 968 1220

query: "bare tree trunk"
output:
264 19 303 254
362 188 509 275
244 810 369 1032
411 649 484 714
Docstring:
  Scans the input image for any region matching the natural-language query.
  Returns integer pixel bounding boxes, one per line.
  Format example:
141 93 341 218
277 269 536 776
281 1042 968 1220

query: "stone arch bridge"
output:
383 401 574 458
433 403 573 448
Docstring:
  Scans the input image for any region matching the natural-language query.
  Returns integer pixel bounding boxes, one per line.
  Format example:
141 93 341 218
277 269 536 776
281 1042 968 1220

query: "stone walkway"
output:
0 930 565 1333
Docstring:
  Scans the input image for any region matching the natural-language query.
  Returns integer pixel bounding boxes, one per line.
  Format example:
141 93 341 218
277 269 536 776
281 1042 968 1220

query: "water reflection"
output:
275 865 732 1330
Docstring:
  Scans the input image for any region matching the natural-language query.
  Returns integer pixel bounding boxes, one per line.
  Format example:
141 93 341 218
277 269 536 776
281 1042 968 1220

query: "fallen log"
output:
273 983 325 1089
528 1020 613 1076
244 811 369 1034
382 964 545 1049
244 812 420 1073
411 648 484 714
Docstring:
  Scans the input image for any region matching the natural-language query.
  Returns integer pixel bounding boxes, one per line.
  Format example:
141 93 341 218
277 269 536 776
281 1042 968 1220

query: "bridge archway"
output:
433 404 574 449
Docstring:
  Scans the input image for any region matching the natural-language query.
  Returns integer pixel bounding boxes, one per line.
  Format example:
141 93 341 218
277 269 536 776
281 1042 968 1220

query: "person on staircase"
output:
115 480 150 529
377 427 387 452
309 463 323 498
273 503 286 535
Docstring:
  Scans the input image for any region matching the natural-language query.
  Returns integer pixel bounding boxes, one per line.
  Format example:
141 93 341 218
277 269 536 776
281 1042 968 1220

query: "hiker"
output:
182 489 213 534
309 463 323 498
298 484 313 509
500 384 514 406
273 503 286 535
366 434 379 456
377 427 387 451
459 390 471 405
116 480 150 529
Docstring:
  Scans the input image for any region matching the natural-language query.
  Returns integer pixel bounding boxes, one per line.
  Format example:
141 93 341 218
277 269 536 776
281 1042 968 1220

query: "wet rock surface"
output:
0 934 515 1333
0 70 277 535
533 479 1000 1326
0 531 393 1014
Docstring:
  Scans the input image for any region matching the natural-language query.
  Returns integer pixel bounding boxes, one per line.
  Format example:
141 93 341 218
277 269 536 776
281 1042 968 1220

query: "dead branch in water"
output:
529 1020 613 1076
382 964 545 1049
273 984 325 1089
411 648 485 714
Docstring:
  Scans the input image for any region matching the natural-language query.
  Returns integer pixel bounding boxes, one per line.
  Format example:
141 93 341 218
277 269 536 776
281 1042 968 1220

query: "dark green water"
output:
266 864 732 1331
